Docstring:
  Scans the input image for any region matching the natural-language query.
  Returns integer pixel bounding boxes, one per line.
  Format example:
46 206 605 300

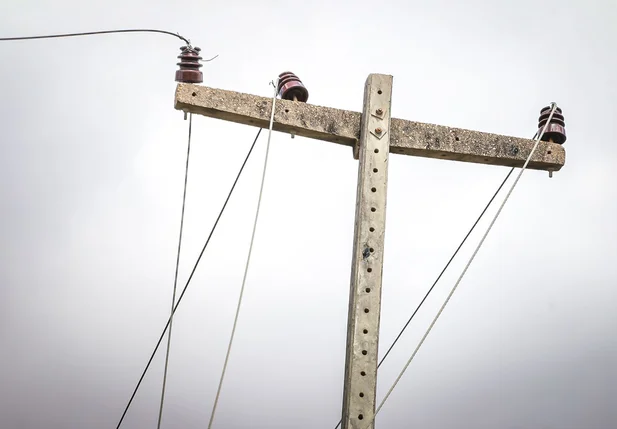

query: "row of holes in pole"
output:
355 129 384 422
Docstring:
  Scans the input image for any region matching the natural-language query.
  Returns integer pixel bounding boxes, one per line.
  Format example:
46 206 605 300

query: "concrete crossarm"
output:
175 83 565 171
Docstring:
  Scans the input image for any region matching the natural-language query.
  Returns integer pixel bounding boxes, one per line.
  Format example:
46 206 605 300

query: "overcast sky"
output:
1 1 616 428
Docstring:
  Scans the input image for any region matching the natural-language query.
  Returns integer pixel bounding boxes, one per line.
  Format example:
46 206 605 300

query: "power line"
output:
0 28 190 44
0 29 220 64
0 28 218 61
377 168 516 366
366 104 559 427
157 114 193 429
371 131 539 377
332 166 516 429
333 131 543 429
115 127 263 429
207 80 279 429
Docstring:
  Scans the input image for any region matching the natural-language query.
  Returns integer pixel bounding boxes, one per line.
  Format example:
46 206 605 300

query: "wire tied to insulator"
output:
206 78 280 429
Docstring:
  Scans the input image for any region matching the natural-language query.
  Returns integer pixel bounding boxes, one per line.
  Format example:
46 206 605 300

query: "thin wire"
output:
0 29 219 61
0 28 190 44
207 79 279 429
115 127 263 429
156 113 193 429
378 168 516 367
332 165 518 429
365 104 558 427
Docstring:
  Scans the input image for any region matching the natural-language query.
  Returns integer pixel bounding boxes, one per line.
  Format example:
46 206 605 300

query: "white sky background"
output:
1 0 616 428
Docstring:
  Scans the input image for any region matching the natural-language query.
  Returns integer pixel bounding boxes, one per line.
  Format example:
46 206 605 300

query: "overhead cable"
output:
0 28 191 44
207 79 280 429
332 163 517 429
157 113 193 429
115 127 263 429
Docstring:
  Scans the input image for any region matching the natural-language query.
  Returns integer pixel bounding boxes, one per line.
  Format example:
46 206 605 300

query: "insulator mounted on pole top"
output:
175 46 203 84
538 105 566 144
277 71 309 102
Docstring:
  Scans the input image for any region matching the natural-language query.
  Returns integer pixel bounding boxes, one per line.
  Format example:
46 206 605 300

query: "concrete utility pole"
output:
173 73 566 429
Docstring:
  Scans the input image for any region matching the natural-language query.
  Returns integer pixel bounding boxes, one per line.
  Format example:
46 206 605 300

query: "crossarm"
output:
175 83 565 171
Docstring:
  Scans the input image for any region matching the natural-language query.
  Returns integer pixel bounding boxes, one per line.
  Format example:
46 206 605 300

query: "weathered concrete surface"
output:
175 83 566 171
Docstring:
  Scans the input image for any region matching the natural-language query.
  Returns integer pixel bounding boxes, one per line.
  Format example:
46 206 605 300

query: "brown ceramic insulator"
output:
538 105 566 144
277 71 309 102
175 46 203 84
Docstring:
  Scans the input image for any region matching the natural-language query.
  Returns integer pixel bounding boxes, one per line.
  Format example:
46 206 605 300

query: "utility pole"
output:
173 72 566 429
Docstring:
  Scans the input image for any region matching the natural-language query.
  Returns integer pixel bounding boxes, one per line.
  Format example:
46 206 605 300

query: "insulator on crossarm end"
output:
175 46 203 84
538 105 566 145
277 71 309 102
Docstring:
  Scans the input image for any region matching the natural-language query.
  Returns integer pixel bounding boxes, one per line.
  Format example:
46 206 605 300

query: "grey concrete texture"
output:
176 83 565 171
